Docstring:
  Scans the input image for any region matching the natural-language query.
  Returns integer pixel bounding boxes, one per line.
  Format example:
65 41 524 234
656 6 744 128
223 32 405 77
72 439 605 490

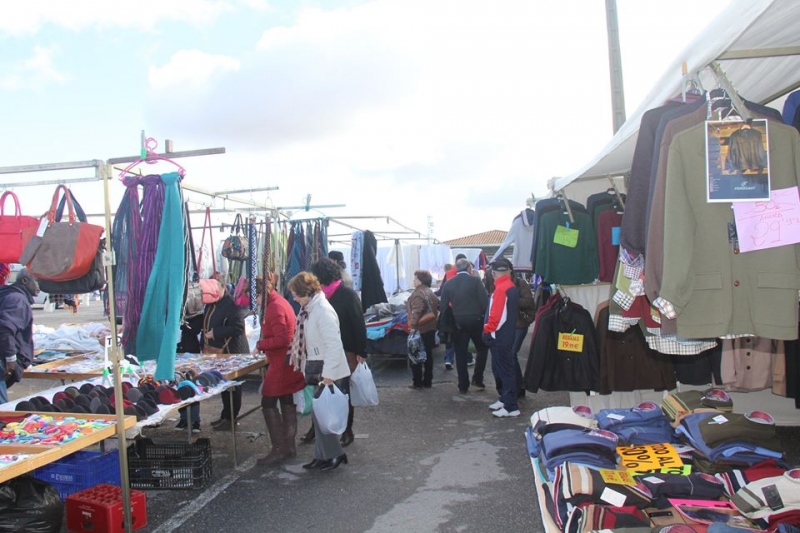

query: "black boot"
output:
340 404 355 447
299 422 315 444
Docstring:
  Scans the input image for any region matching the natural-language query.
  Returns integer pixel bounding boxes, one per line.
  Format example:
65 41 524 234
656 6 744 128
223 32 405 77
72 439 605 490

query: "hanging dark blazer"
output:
660 121 800 340
359 230 388 312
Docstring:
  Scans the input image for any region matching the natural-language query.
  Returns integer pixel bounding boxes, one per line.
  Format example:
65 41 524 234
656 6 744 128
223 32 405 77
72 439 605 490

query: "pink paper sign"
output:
732 186 800 253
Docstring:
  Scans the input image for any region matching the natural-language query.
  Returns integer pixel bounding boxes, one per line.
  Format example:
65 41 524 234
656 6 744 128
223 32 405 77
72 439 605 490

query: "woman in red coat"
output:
254 274 305 466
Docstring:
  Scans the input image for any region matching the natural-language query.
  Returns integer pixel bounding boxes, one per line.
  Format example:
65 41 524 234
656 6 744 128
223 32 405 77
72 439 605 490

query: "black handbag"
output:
37 192 106 294
304 360 324 386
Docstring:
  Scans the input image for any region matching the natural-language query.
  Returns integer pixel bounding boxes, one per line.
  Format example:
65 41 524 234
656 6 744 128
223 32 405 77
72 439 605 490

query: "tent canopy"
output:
552 0 800 191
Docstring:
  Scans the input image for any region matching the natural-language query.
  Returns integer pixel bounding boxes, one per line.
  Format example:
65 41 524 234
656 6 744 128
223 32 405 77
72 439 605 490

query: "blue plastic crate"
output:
32 449 121 500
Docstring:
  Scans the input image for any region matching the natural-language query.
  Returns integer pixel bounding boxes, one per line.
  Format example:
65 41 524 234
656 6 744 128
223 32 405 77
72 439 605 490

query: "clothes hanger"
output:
117 137 187 180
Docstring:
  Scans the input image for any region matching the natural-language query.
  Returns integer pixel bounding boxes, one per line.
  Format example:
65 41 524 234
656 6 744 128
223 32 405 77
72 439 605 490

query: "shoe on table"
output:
175 419 188 431
492 408 521 418
192 422 201 433
445 363 453 370
488 400 504 410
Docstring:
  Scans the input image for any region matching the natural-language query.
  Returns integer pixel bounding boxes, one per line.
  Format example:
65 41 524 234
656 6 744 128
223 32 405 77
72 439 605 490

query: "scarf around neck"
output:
321 280 342 300
289 302 311 373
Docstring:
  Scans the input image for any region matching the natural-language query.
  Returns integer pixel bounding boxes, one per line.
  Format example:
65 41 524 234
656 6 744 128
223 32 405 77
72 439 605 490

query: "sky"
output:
0 0 732 242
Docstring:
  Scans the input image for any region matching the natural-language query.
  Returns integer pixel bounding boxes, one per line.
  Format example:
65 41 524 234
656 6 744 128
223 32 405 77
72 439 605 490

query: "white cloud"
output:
148 50 240 92
0 46 67 91
143 0 731 240
0 0 232 35
240 0 272 12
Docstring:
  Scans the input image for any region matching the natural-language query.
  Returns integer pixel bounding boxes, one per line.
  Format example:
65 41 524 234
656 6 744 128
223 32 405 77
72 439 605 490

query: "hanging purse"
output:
37 192 106 294
416 291 438 327
221 214 249 261
0 191 40 264
19 185 104 282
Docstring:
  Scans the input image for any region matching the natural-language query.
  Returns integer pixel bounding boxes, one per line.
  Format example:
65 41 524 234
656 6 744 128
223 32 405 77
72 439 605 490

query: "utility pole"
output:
605 0 626 133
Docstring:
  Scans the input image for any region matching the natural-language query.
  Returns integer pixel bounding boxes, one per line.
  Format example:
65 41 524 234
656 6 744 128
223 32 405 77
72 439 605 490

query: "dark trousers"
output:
410 330 435 387
491 342 519 412
504 326 527 393
453 319 488 392
220 385 243 420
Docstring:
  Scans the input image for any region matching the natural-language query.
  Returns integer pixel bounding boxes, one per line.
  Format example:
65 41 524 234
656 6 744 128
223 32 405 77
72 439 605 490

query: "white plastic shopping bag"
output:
312 384 349 435
293 385 314 416
349 362 379 407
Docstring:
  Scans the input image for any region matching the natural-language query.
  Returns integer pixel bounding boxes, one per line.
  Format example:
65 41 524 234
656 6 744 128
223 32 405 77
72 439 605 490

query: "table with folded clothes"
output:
525 392 800 533
0 410 136 483
364 303 411 357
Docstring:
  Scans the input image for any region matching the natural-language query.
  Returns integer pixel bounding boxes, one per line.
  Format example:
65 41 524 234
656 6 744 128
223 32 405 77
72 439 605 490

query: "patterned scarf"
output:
289 305 310 373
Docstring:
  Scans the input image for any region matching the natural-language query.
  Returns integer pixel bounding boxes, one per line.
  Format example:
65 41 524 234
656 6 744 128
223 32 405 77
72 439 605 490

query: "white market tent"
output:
552 0 800 191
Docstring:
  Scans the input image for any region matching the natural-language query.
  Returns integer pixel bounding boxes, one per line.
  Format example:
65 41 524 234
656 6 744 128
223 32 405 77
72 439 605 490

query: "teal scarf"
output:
136 172 185 380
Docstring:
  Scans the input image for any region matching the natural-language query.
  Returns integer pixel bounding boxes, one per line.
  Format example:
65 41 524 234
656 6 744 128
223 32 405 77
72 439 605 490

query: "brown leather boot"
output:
283 408 298 458
257 407 286 467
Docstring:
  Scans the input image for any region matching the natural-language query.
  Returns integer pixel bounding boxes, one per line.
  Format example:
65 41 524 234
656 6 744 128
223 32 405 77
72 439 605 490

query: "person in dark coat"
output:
255 273 305 466
308 258 367 447
204 279 249 431
0 268 38 403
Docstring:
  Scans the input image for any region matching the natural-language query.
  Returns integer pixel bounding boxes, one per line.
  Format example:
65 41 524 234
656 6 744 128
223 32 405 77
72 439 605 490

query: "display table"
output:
24 353 108 381
529 457 560 533
0 412 136 483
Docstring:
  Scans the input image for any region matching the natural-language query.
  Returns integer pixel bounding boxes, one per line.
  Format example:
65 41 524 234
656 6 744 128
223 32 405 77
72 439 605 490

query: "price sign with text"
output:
617 443 683 472
558 332 584 353
732 186 800 253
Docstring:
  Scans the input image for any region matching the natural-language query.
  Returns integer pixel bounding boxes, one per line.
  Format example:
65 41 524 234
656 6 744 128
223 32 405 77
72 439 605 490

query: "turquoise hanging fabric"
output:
136 172 185 380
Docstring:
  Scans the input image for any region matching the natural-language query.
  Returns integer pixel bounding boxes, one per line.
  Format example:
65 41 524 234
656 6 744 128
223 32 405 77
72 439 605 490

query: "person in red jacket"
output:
254 273 305 466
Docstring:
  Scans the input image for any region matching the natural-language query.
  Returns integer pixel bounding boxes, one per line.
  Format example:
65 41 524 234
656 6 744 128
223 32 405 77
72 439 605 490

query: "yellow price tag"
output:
558 332 584 353
617 443 683 472
553 225 579 248
599 469 637 485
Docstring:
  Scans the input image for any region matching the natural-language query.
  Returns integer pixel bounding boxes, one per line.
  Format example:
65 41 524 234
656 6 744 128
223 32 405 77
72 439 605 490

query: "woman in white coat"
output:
287 272 352 471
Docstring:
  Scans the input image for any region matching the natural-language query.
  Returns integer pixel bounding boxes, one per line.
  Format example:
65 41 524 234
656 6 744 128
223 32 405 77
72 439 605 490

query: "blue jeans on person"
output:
179 403 200 423
444 342 454 365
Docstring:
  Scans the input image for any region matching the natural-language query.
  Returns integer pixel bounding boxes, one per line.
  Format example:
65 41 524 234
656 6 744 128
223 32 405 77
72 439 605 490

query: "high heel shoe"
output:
320 453 348 472
340 430 354 447
299 425 315 444
302 458 325 469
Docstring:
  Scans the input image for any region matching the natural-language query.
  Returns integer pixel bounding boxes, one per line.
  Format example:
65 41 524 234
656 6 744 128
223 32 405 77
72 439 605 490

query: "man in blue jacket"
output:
0 268 39 403
483 259 520 418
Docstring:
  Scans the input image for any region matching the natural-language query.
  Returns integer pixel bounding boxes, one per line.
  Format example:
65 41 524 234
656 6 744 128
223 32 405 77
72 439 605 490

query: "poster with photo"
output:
706 119 770 202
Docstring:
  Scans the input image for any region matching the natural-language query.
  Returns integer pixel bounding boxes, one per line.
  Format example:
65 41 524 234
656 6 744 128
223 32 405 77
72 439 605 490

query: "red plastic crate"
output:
66 484 147 533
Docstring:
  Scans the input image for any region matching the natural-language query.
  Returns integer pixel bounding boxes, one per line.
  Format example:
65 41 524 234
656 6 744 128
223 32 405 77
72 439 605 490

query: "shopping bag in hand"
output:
293 385 315 416
349 362 379 407
312 384 349 435
407 330 426 364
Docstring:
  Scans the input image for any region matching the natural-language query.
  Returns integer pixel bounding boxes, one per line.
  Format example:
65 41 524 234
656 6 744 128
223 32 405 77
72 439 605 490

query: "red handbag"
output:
0 191 40 264
19 185 104 281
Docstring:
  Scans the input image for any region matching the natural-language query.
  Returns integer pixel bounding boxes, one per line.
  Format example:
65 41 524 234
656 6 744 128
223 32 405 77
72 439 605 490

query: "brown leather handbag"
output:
19 185 104 282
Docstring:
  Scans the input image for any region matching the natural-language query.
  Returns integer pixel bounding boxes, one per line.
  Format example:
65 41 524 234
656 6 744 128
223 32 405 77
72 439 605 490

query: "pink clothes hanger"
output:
117 136 186 180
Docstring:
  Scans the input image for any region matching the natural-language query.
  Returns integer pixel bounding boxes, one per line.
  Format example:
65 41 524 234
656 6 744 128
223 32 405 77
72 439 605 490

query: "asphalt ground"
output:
11 300 800 533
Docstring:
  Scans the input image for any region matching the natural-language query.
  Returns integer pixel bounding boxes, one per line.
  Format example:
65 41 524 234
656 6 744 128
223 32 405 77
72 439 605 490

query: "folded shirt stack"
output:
661 388 733 427
732 469 800 527
637 471 727 508
715 458 788 497
596 403 673 445
540 425 620 479
677 411 785 472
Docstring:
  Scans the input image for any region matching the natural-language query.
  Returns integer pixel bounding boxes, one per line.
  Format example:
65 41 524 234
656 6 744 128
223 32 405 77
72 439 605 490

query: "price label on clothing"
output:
557 332 584 353
611 226 621 246
617 443 683 472
600 487 627 507
630 465 692 476
599 469 637 486
553 225 579 248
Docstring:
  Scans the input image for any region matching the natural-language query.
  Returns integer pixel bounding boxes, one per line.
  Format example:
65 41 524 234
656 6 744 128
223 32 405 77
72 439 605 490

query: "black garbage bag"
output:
0 476 63 533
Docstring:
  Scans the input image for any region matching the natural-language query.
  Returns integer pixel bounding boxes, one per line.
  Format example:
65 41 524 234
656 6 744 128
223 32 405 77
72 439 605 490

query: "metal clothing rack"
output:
0 136 225 533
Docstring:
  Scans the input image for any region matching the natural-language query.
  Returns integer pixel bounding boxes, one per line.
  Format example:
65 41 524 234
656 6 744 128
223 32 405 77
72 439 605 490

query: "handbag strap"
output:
47 185 76 224
185 202 198 278
196 206 217 276
55 189 88 223
0 191 21 216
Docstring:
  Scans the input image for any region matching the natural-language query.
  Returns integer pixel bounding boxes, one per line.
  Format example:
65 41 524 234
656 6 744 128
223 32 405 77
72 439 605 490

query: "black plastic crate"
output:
127 438 212 490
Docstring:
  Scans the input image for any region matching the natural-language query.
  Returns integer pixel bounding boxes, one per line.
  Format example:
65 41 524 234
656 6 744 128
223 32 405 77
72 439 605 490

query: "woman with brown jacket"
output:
406 270 439 389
